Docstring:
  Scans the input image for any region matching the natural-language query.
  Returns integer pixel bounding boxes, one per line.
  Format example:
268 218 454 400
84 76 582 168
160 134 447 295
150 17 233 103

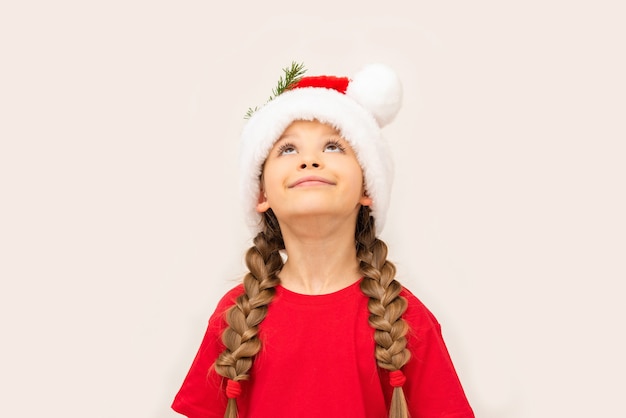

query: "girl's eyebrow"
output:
274 130 344 146
275 133 298 143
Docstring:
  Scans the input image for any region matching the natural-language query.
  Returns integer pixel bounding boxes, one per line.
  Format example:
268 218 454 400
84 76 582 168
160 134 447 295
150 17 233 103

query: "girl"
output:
172 63 474 418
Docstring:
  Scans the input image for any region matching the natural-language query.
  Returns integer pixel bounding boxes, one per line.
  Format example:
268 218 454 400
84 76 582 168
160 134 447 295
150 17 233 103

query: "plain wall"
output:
1 1 624 417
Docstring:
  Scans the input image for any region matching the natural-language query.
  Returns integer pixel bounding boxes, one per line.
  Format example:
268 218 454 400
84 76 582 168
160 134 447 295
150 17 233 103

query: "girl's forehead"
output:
281 119 340 134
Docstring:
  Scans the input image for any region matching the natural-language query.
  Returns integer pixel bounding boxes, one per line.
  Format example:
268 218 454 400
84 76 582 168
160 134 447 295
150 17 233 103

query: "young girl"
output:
171 63 474 418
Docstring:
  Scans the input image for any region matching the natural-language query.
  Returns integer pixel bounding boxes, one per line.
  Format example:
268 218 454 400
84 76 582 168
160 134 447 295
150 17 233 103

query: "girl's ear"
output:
256 191 270 213
359 195 372 206
360 183 372 207
359 193 373 207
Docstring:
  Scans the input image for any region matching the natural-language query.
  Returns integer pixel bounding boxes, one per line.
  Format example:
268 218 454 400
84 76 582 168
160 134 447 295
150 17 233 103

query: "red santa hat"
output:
239 63 402 235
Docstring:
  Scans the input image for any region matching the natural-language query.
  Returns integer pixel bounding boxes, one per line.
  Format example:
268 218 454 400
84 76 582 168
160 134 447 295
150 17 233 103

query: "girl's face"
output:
256 120 371 224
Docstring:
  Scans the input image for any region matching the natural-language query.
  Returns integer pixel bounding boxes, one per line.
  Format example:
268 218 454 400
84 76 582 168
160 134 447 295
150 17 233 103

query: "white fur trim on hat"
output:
239 63 402 235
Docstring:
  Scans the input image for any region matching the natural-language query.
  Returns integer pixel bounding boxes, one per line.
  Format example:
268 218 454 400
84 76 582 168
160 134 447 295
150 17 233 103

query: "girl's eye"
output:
324 140 346 153
277 143 297 156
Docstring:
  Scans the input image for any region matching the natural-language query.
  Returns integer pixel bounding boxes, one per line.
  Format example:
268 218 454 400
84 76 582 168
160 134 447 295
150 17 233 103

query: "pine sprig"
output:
271 61 306 97
244 61 306 119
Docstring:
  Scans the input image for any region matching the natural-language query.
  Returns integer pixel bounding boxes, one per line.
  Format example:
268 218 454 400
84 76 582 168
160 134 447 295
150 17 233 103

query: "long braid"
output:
214 210 284 418
357 207 412 418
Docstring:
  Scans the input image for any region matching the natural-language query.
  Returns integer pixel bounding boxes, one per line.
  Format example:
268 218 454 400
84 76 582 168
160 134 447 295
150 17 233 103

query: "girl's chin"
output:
273 206 359 222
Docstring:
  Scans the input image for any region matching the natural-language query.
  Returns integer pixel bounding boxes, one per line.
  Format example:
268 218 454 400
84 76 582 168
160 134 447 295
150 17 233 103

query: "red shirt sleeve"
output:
392 288 475 418
171 286 244 418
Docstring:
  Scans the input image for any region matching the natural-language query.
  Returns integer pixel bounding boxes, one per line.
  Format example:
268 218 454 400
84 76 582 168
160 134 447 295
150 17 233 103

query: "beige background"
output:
1 1 624 417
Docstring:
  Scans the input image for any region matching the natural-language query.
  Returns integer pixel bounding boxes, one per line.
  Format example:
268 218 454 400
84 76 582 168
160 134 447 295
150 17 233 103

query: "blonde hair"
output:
214 207 411 418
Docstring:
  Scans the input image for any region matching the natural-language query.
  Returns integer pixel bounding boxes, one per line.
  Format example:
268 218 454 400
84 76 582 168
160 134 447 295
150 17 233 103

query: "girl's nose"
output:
299 162 320 169
298 151 322 169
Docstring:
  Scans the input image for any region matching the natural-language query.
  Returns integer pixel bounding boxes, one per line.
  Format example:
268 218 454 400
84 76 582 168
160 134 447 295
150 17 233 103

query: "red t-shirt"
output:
172 280 474 418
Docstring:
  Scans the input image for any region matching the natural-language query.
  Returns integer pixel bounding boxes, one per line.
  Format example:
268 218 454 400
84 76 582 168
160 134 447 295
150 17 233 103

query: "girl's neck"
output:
277 219 361 295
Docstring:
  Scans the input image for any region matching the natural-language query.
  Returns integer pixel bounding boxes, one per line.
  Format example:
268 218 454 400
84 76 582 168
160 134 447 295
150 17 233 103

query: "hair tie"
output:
389 370 406 388
226 379 242 399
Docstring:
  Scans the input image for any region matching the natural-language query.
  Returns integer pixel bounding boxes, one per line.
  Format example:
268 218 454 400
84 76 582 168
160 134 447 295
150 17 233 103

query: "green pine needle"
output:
244 61 306 119
271 61 306 97
244 106 259 119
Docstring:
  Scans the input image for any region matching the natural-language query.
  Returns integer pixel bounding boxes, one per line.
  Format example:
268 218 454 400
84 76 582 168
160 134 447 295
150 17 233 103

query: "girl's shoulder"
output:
215 283 245 309
399 285 443 333
207 283 245 331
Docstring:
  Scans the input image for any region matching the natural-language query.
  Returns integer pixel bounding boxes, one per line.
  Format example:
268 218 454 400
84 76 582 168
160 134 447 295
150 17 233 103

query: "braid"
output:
357 207 411 418
214 210 284 418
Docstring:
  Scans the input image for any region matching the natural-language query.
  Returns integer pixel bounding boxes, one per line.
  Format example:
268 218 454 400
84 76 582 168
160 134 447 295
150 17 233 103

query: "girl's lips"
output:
289 176 335 188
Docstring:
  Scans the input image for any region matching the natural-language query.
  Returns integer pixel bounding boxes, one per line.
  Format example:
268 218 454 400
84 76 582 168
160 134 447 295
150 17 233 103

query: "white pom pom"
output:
346 63 403 127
